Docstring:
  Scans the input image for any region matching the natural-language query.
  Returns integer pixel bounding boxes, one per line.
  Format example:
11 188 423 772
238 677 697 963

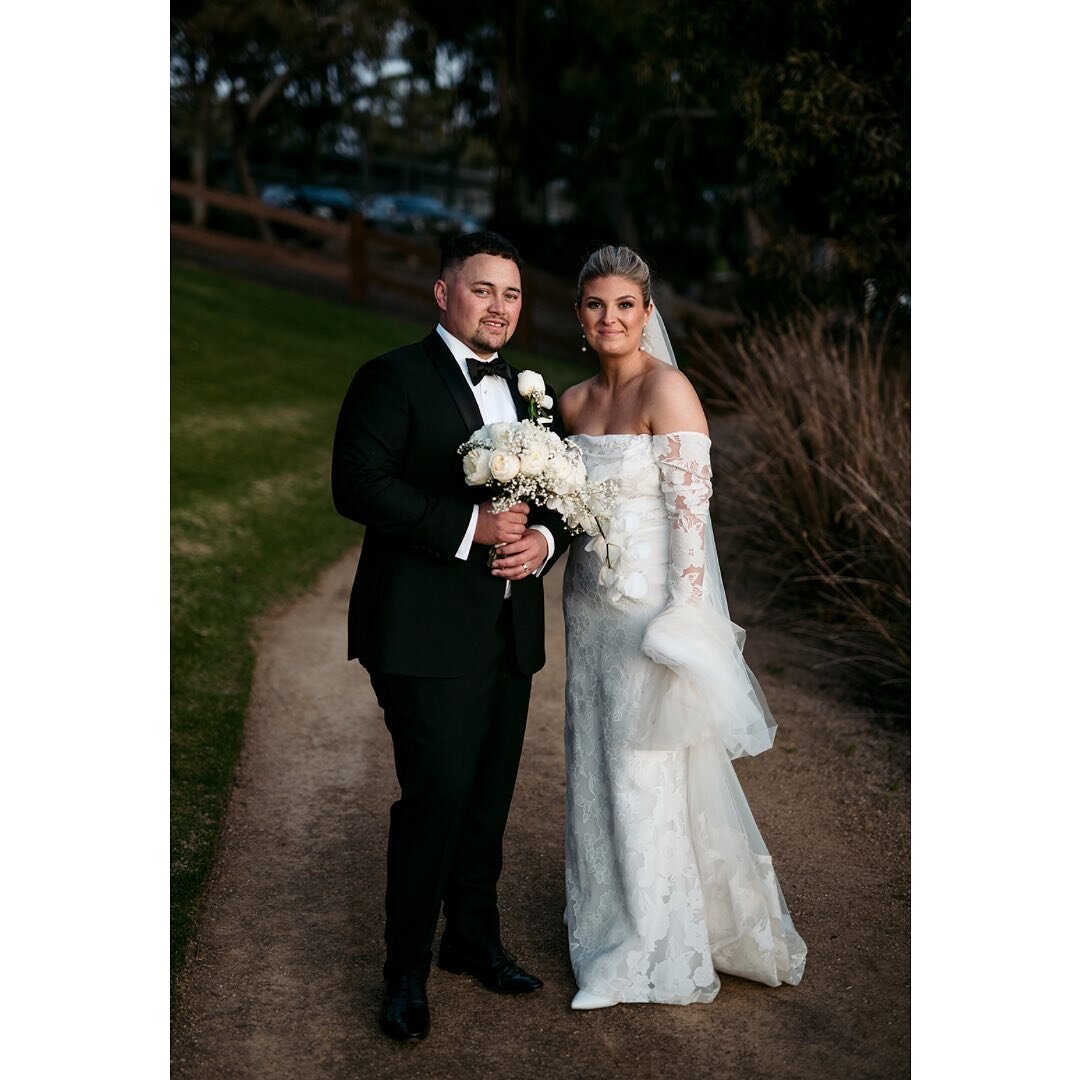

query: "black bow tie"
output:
466 355 512 385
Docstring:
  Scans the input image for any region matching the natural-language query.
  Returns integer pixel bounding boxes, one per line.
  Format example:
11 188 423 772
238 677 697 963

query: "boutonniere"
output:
516 370 554 424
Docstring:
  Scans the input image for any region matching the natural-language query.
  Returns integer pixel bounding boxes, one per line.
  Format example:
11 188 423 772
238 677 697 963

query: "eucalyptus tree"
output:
171 0 404 235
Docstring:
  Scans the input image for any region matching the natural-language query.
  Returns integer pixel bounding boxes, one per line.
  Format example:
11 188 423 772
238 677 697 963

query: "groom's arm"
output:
332 355 473 558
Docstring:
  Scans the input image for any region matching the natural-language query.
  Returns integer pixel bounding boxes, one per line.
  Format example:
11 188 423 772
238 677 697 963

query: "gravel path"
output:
171 551 909 1079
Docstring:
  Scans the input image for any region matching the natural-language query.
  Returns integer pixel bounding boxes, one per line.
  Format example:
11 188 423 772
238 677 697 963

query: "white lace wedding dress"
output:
563 431 807 1003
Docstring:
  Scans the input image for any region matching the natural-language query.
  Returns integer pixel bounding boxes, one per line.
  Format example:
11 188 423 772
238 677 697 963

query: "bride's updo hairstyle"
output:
575 245 653 308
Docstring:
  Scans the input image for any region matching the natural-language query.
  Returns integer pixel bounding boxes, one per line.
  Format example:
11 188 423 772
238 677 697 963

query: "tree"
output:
171 1 910 308
402 0 908 307
171 1 404 237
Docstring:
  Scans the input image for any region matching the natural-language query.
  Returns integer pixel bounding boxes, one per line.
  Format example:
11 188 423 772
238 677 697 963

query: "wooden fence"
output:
170 180 738 356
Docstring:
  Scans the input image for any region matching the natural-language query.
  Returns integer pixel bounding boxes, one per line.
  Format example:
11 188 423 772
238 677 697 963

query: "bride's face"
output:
577 276 652 359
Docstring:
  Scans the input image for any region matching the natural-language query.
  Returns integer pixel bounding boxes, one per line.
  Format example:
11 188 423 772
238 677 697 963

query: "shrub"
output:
690 308 910 719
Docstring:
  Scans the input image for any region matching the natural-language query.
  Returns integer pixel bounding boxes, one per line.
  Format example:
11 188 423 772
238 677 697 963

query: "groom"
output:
331 231 570 1041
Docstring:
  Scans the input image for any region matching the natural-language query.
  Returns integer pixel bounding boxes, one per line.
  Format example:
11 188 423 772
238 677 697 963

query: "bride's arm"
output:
654 433 712 607
636 371 778 759
647 369 711 607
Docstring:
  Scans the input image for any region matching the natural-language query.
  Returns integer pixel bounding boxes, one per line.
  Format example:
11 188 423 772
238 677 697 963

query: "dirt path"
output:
171 552 909 1079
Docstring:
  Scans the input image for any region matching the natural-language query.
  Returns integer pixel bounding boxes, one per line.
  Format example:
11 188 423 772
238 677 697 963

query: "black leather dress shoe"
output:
379 971 430 1041
437 936 543 994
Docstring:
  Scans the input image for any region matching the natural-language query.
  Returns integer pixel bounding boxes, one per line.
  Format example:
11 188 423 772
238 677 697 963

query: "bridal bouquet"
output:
458 373 615 537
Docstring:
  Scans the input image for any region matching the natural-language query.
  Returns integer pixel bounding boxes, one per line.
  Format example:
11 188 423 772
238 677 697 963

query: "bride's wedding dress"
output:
562 430 807 1004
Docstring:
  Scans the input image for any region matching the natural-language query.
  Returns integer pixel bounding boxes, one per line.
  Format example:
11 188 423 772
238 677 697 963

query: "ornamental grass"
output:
690 308 910 721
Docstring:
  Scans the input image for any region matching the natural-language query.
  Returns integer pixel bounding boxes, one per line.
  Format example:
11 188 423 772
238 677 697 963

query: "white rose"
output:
540 394 554 411
519 445 547 476
545 454 571 480
570 460 587 487
462 447 493 486
545 454 573 494
487 420 511 440
517 370 545 399
489 450 521 482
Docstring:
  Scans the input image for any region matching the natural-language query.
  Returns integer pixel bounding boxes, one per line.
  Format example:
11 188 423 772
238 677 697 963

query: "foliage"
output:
403 0 909 308
691 308 910 718
171 0 406 222
722 1 911 306
170 2 909 311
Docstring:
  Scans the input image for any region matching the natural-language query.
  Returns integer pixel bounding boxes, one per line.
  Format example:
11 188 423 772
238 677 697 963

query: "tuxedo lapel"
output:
423 331 485 436
507 365 529 421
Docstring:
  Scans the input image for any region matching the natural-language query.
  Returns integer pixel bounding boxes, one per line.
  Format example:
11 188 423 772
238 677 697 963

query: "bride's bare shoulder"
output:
641 363 708 435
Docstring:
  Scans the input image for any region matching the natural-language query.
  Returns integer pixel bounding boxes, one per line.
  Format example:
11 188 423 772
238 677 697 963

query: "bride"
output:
559 246 807 1009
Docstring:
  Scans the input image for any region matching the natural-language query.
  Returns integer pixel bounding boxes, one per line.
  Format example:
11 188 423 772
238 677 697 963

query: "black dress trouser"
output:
369 601 532 977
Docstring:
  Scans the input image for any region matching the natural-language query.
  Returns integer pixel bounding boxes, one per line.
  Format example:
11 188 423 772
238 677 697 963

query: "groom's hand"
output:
491 528 549 580
474 500 529 547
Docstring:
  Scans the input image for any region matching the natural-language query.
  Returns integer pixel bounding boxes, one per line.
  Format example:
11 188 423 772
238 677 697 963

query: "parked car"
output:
260 184 361 222
359 193 482 236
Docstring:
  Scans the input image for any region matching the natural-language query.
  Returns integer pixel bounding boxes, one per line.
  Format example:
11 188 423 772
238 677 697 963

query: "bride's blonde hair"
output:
575 245 653 307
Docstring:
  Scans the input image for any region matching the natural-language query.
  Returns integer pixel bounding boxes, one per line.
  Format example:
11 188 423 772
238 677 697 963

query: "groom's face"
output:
435 253 522 358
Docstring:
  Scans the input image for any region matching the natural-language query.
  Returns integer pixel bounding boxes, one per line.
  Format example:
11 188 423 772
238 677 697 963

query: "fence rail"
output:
170 181 738 356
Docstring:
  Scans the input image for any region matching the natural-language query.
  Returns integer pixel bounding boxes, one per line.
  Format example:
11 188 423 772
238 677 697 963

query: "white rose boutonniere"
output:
516 369 554 425
517 370 544 397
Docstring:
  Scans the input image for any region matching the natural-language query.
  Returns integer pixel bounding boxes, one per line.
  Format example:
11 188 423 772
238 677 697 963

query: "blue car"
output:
358 193 482 235
261 184 361 222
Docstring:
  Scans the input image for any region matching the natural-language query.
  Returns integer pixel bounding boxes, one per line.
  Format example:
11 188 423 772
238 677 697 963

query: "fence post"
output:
348 213 368 304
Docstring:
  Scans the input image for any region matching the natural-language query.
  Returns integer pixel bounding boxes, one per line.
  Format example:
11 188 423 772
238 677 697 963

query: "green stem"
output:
595 517 613 570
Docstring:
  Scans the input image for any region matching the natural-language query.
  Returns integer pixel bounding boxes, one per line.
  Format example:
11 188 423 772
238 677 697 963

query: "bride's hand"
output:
491 527 548 580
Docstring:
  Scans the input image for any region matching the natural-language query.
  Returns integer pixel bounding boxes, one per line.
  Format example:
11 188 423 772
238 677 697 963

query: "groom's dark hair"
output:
439 230 523 277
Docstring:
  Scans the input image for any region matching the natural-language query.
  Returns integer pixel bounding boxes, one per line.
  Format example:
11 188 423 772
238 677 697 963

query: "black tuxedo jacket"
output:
331 329 572 677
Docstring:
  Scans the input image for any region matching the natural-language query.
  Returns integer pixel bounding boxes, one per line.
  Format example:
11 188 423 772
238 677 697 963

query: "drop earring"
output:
580 328 587 353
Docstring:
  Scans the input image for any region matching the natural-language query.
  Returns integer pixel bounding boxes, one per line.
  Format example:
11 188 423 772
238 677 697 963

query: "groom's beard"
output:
469 320 512 354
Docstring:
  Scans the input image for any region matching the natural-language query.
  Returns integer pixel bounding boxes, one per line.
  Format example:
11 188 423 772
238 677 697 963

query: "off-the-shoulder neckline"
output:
569 430 710 439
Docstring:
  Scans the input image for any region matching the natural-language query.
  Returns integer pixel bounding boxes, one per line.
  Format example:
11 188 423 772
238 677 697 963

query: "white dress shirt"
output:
435 324 555 587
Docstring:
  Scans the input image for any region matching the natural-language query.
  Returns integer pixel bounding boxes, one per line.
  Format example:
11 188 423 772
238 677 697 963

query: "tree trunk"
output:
735 156 767 256
191 79 213 228
611 156 641 250
231 65 300 244
491 6 527 231
232 136 275 244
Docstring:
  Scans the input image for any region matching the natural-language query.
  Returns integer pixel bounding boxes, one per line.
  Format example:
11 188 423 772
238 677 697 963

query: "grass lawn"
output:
170 260 589 1000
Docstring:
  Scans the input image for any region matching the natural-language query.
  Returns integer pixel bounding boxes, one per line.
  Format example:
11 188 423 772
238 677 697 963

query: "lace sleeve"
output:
635 431 777 759
653 432 713 607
